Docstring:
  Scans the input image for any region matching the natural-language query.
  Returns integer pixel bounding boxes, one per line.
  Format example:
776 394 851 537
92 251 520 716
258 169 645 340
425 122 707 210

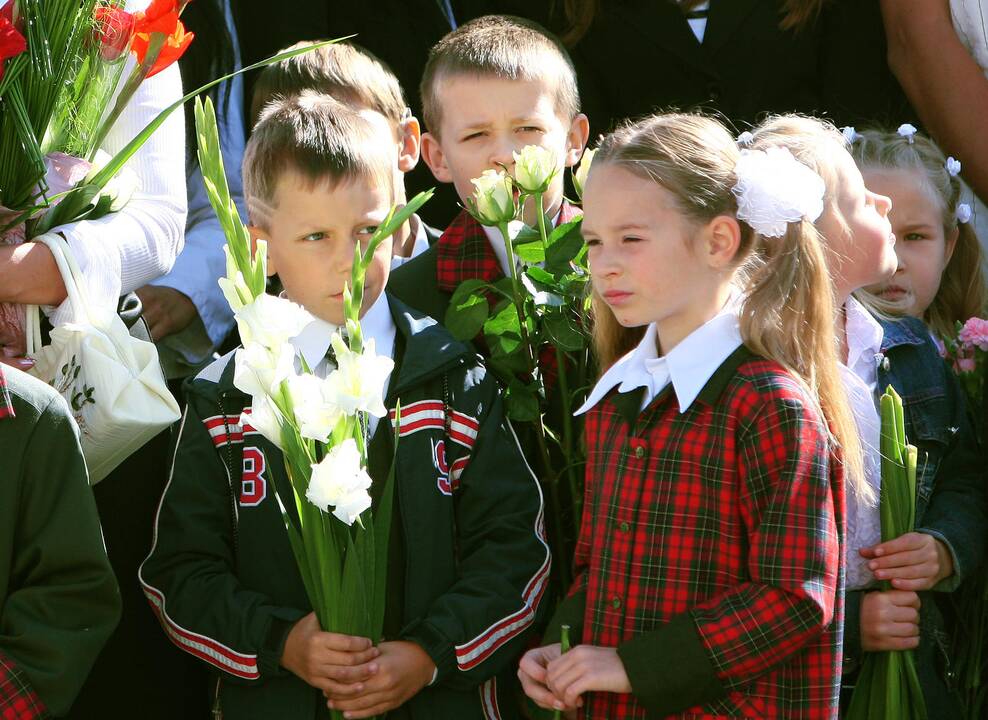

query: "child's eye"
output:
517 126 542 134
463 132 484 141
584 237 601 247
622 235 643 243
302 231 326 242
357 226 380 237
904 232 926 241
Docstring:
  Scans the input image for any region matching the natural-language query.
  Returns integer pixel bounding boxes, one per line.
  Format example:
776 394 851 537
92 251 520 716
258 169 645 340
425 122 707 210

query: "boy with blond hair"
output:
388 15 590 322
141 93 550 720
250 41 439 264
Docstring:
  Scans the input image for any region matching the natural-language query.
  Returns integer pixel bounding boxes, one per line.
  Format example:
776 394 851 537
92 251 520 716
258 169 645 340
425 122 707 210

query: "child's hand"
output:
860 590 921 651
860 531 954 590
280 612 380 695
545 644 632 710
518 643 572 712
325 640 435 719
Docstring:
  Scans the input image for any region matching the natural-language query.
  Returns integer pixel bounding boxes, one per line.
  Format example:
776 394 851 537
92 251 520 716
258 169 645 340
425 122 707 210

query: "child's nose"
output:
876 192 892 217
489 138 515 171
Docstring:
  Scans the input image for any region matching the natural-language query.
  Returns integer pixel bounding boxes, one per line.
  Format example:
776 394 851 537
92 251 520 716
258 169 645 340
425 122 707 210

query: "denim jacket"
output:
843 316 986 714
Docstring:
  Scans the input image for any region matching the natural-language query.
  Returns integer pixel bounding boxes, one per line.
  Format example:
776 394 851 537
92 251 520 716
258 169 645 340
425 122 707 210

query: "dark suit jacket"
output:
495 0 917 136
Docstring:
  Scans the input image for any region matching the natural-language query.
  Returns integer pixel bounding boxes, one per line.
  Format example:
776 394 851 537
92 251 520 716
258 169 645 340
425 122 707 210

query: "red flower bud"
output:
0 1 27 82
94 5 136 62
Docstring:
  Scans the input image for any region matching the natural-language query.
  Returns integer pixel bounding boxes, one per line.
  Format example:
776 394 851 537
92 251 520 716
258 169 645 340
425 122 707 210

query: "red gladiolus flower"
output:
94 5 137 62
0 1 27 82
131 0 194 78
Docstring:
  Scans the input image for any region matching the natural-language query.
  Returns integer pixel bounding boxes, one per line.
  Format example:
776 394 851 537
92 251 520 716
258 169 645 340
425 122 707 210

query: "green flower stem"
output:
535 192 549 253
553 625 572 720
497 221 571 590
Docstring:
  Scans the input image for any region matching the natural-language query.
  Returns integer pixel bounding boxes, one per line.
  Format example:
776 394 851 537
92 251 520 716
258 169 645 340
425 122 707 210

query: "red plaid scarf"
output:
435 200 582 292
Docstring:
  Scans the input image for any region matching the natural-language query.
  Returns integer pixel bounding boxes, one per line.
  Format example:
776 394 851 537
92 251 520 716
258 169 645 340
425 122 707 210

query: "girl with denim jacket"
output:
751 115 987 717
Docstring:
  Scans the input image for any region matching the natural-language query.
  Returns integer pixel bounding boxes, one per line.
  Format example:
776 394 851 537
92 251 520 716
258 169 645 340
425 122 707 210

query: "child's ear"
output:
563 113 591 168
247 225 277 277
704 215 742 269
420 132 454 183
397 116 421 173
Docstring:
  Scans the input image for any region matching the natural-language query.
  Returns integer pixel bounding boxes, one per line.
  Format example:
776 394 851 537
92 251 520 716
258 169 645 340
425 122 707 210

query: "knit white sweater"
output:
49 0 187 324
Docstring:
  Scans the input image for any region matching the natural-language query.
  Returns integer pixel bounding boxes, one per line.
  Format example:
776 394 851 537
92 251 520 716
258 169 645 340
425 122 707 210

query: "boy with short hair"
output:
139 93 550 720
250 41 438 264
387 14 590 322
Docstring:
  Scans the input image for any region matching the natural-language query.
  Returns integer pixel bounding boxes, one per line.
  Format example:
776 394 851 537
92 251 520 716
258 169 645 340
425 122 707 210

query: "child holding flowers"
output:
140 94 551 719
520 113 856 718
751 116 986 717
387 14 589 323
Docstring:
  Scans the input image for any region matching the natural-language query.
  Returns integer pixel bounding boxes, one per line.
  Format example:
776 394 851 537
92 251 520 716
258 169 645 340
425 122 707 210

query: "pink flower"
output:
958 317 988 352
957 356 977 373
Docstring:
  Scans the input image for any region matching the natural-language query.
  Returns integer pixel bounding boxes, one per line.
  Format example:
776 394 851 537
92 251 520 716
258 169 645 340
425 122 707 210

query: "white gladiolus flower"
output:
572 148 596 199
469 169 517 226
307 439 373 525
324 334 394 418
234 341 296 398
218 269 252 313
236 294 313 349
243 395 285 449
512 145 558 194
289 372 345 443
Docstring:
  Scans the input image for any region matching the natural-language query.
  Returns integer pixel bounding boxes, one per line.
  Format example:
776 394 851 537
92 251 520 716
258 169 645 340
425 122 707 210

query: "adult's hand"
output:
136 285 198 341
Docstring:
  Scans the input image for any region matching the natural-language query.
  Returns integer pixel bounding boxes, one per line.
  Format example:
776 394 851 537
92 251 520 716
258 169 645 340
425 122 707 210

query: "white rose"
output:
324 334 394 418
512 145 558 194
236 294 313 349
573 148 596 200
307 438 373 526
469 169 516 226
289 372 345 443
233 341 295 399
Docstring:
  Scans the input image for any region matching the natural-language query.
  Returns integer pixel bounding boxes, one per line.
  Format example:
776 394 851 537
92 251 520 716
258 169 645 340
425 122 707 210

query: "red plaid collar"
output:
436 200 582 293
0 366 15 421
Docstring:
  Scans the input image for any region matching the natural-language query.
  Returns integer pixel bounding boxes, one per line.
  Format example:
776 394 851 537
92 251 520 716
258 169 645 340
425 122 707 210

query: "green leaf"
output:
545 222 586 275
546 217 582 247
506 379 540 422
445 281 490 341
524 265 559 289
544 312 587 352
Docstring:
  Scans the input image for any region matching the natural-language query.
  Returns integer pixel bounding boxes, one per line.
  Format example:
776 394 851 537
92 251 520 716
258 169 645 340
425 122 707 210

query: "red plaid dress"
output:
0 651 46 720
571 348 844 719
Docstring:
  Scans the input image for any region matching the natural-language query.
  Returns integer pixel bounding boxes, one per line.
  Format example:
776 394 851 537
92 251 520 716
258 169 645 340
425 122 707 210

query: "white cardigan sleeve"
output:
48 52 187 324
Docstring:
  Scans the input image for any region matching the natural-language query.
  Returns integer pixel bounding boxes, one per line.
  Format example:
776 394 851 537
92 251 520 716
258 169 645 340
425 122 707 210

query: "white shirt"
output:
48 0 187 326
152 0 246 376
576 305 743 416
686 1 711 42
289 291 396 436
482 220 526 278
841 296 885 590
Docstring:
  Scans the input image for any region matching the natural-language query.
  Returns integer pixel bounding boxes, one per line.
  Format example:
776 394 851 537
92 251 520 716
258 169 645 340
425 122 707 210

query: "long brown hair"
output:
587 112 867 500
850 128 986 338
557 0 828 46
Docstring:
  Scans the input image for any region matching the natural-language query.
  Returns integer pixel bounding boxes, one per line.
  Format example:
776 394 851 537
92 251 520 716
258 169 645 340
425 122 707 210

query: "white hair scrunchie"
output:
732 147 826 238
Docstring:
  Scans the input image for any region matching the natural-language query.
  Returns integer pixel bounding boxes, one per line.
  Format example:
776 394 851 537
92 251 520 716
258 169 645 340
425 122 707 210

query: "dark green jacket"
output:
0 367 120 716
139 296 551 719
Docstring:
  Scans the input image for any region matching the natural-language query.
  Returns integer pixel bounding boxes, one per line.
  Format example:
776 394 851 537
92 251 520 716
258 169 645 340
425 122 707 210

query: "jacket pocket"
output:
903 390 951 504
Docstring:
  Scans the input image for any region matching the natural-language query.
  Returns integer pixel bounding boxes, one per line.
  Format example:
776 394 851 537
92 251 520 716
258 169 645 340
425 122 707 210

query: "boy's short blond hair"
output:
250 41 407 130
243 92 394 229
420 15 580 137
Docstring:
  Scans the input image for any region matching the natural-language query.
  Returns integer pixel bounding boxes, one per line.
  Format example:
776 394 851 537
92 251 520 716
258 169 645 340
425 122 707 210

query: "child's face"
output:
253 171 393 326
583 163 733 350
862 168 956 318
816 149 897 300
421 74 588 221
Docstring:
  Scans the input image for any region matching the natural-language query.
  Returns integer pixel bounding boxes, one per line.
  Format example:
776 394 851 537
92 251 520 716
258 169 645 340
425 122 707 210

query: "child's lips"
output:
880 285 908 300
602 289 633 305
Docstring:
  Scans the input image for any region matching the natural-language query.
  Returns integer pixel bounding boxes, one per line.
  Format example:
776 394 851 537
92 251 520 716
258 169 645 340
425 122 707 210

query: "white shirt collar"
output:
390 213 431 269
843 296 884 387
290 290 396 376
576 304 743 416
